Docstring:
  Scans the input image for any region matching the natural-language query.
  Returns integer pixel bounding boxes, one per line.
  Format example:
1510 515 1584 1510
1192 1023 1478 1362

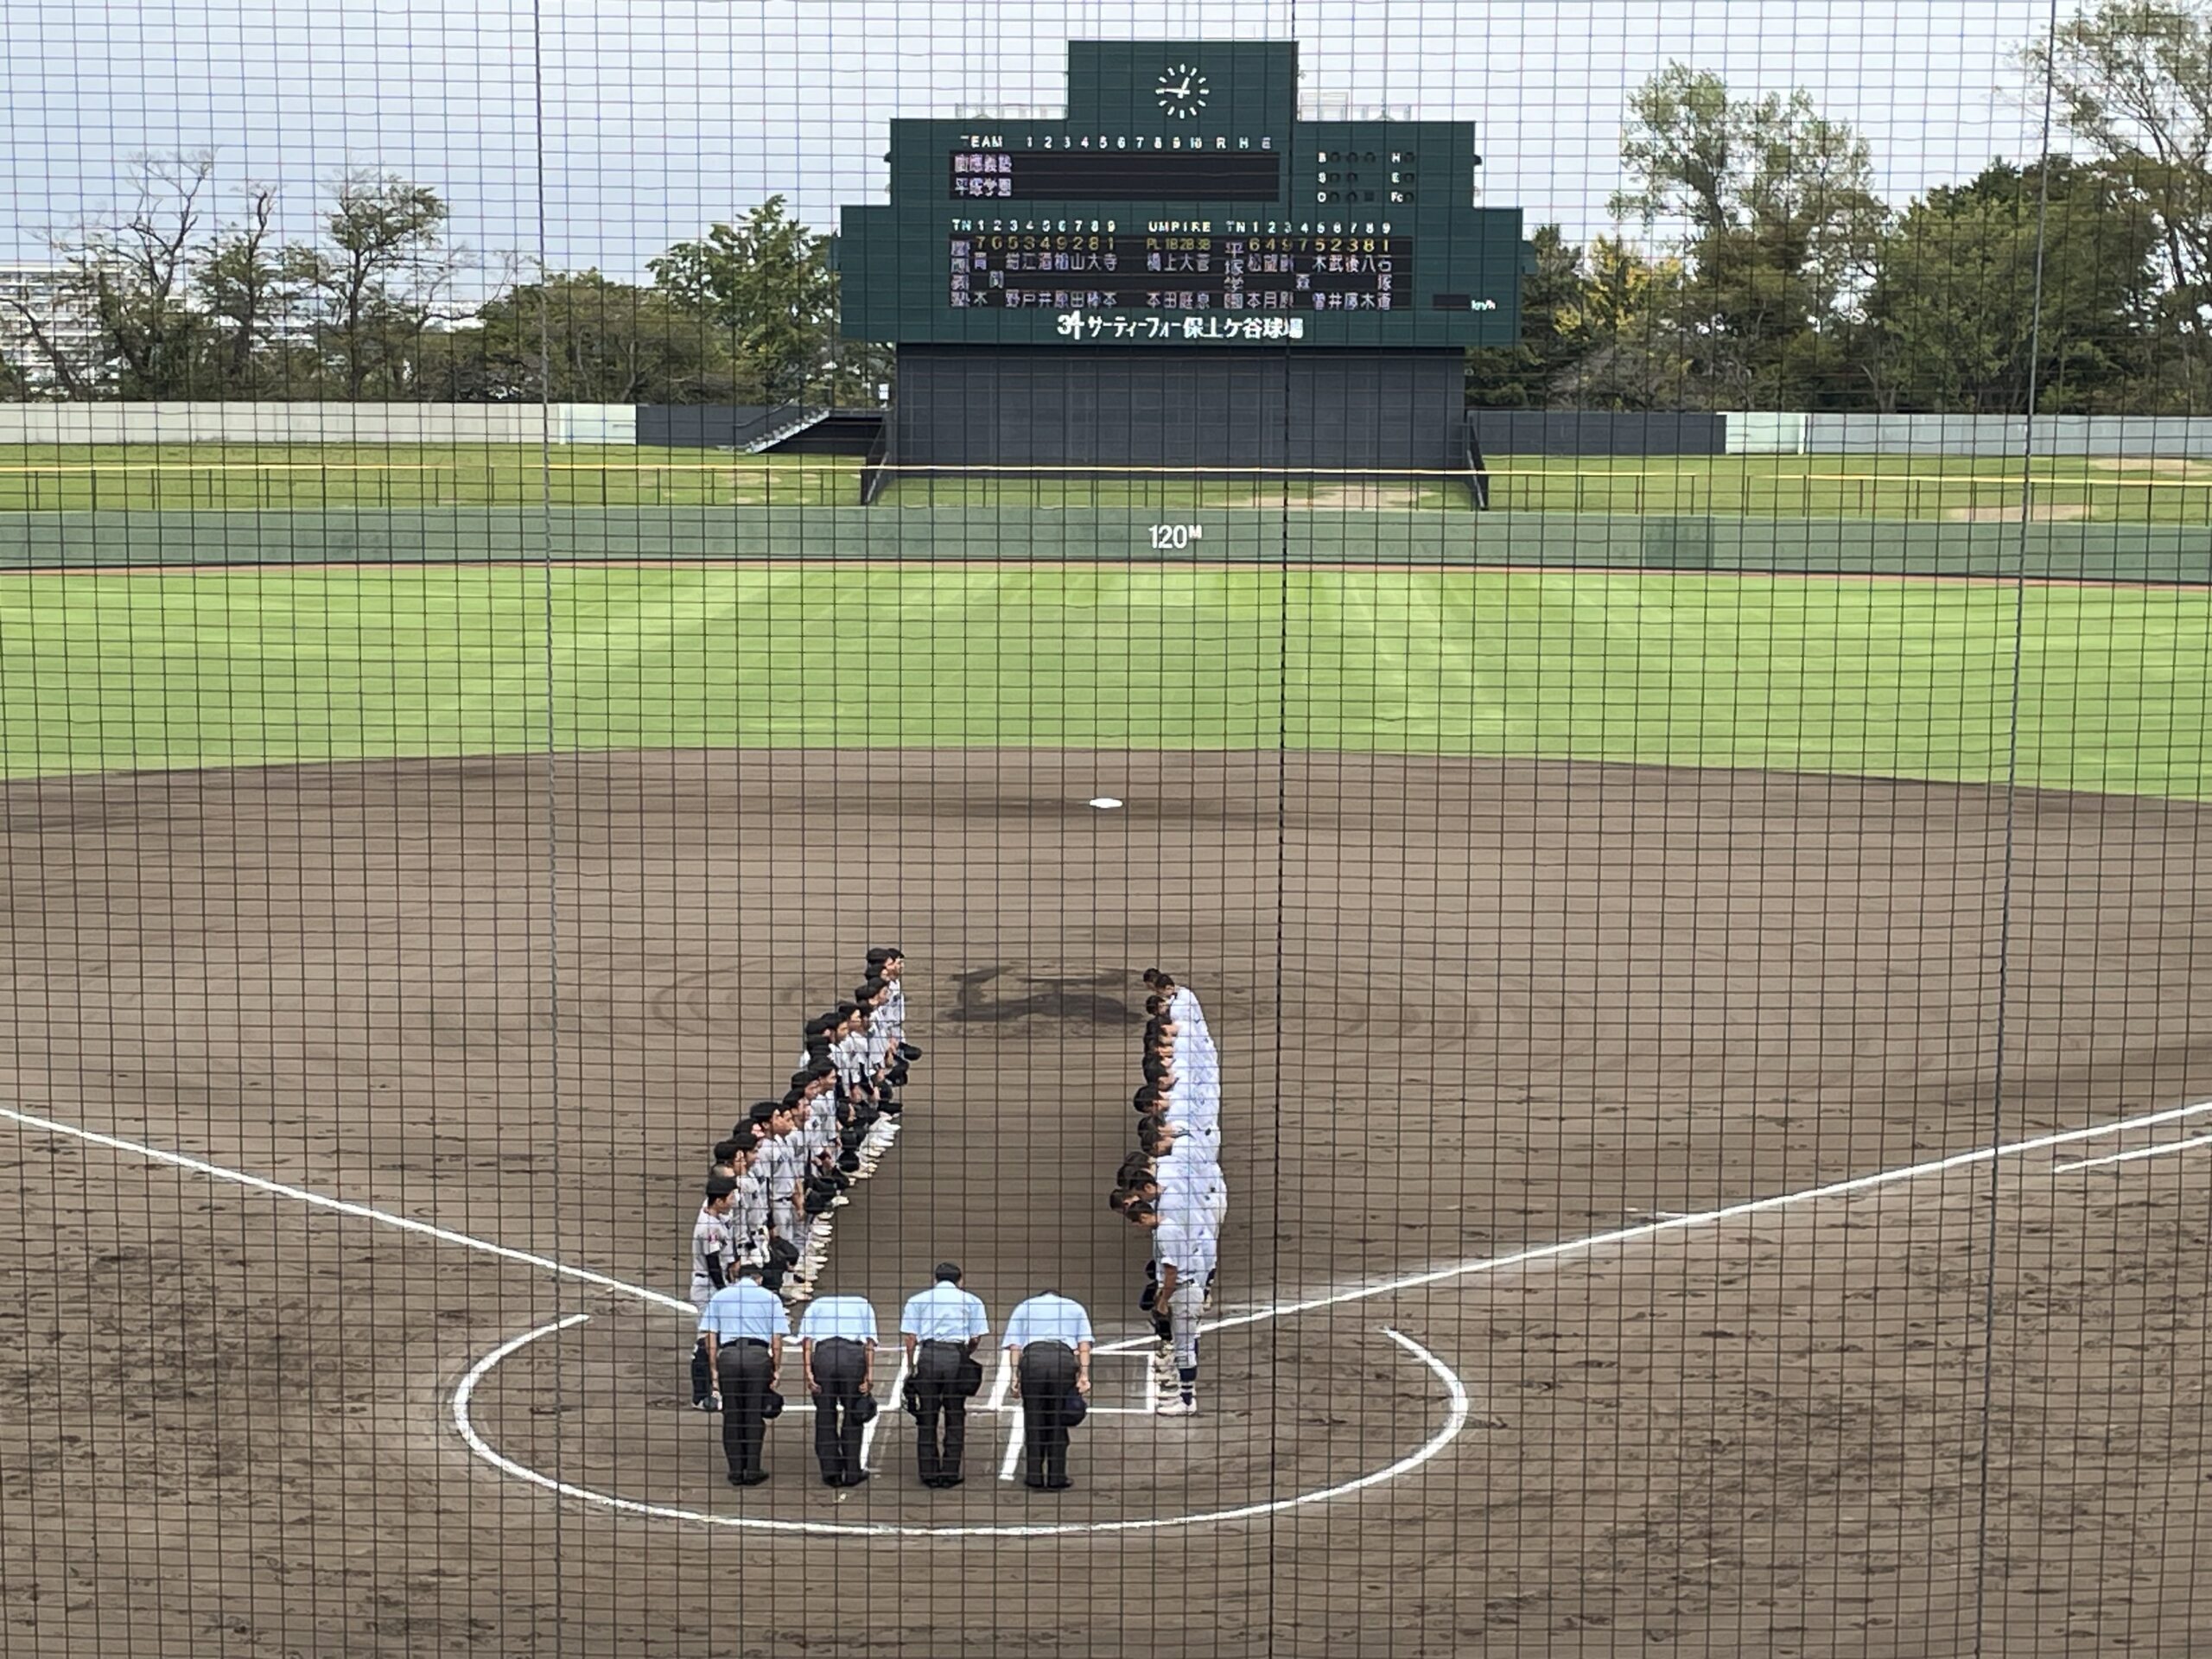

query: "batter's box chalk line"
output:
5 1095 2209 1539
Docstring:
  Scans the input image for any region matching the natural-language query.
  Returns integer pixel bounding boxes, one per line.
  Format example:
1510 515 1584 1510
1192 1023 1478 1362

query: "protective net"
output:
3 3 2209 1655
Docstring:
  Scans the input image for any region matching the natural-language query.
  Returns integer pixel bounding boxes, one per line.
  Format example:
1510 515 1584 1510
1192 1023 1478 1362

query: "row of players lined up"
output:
1111 969 1227 1418
689 947 918 1419
683 952 1106 1492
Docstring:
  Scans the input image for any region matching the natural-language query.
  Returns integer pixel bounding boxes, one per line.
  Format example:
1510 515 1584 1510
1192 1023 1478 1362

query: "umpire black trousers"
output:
912 1341 968 1482
1018 1341 1078 1486
715 1340 774 1478
810 1337 867 1484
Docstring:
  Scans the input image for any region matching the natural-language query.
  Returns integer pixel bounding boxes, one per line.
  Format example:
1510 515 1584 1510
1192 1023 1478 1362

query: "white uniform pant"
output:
1167 1276 1205 1370
772 1202 804 1254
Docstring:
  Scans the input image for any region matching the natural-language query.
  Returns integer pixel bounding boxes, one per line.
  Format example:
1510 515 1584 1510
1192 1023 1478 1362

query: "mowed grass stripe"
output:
0 567 2204 798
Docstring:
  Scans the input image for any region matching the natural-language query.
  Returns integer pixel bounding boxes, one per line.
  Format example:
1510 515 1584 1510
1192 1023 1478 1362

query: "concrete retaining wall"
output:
3 402 2209 459
1731 412 2212 457
0 403 637 445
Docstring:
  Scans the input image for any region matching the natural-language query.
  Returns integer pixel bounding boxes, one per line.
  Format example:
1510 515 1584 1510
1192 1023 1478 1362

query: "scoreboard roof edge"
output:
837 40 1529 350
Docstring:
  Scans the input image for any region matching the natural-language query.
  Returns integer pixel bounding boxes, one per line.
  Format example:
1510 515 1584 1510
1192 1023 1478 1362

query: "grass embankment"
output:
3 447 2209 522
0 445 857 510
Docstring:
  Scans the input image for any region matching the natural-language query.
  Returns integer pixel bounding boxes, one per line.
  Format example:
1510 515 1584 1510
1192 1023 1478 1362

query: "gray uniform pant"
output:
1168 1276 1205 1370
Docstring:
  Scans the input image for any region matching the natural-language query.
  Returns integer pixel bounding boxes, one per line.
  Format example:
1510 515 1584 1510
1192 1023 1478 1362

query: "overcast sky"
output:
1 0 2062 278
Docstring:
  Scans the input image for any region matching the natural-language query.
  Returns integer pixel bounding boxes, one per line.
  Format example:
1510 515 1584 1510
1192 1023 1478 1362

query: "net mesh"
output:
3 3 2210 1656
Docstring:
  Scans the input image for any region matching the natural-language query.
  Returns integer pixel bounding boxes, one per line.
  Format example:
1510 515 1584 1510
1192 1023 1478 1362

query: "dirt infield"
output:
3 749 2209 1657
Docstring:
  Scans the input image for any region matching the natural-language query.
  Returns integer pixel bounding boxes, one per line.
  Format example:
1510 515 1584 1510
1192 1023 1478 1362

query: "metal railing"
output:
858 420 893 506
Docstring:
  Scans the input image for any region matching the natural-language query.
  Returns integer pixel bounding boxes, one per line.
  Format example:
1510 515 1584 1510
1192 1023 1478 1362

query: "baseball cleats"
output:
1155 1396 1198 1418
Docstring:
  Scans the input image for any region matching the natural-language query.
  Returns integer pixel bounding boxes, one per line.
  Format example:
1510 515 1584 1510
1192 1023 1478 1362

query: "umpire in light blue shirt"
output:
899 1262 989 1489
1004 1290 1095 1491
698 1264 789 1487
798 1294 880 1489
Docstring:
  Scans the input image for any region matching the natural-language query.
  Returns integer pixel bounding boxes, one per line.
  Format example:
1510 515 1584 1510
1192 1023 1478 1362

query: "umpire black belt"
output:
921 1338 967 1349
816 1337 863 1351
1023 1338 1073 1351
723 1337 771 1349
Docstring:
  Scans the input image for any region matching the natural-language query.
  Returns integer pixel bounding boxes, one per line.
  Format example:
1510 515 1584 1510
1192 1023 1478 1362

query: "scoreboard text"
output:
838 41 1527 348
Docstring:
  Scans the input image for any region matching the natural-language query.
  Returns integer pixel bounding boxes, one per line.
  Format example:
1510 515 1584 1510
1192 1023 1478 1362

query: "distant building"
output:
0 263 104 391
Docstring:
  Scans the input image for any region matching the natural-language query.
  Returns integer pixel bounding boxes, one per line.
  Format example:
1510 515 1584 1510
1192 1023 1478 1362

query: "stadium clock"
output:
1154 63 1210 119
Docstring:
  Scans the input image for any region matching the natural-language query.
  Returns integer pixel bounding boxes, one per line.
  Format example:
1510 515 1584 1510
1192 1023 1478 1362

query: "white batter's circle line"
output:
453 1317 1468 1539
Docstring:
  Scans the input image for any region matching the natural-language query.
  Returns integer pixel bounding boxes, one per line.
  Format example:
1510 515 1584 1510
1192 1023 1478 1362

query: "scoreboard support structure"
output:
836 41 1529 494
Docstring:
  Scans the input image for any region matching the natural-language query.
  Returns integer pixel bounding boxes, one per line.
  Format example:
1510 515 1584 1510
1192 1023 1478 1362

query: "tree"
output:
1863 158 2160 411
451 270 736 402
1611 65 1887 407
1465 224 1594 407
197 185 291 395
10 153 226 397
287 172 467 397
651 196 841 404
0 342 30 400
1552 236 1700 410
2028 0 2212 399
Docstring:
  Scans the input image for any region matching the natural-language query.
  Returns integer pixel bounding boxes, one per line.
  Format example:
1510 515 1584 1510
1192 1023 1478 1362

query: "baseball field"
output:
3 455 2210 1656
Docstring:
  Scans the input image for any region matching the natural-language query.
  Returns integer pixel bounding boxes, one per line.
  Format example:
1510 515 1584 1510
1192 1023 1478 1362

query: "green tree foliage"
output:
448 270 736 402
285 172 467 398
1611 64 1886 407
1554 237 1699 410
1863 158 2161 411
14 154 223 397
1465 224 1592 407
2030 0 2212 404
196 186 290 396
650 196 842 404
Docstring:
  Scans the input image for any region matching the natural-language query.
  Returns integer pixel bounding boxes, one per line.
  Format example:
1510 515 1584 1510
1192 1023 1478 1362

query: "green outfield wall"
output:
2 508 2208 582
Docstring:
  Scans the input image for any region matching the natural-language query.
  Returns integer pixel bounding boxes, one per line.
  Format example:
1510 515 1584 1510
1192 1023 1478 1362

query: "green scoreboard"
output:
837 40 1527 350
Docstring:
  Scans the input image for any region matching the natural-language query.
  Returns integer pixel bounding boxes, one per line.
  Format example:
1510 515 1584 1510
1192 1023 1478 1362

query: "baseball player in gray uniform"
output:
690 1174 741 1408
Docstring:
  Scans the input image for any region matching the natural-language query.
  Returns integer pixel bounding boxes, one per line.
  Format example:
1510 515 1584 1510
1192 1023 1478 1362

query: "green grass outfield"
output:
2 565 2205 798
5 445 2212 522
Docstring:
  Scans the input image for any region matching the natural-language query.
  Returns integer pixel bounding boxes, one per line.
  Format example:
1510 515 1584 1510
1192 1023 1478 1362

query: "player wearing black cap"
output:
690 1173 741 1408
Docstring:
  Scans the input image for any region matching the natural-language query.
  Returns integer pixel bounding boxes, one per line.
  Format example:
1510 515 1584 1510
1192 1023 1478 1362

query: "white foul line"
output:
861 1348 912 1474
17 1092 2212 1537
0 1102 692 1313
1096 1094 2212 1353
996 1400 1026 1482
990 1352 1023 1482
453 1320 1468 1539
2051 1132 2212 1174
